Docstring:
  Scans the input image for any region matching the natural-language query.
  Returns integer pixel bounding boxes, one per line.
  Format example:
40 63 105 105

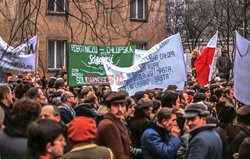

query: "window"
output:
48 40 66 70
136 43 147 50
130 0 147 20
48 0 66 13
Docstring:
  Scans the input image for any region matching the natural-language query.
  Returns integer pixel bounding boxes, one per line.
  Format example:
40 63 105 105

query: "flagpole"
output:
34 34 39 82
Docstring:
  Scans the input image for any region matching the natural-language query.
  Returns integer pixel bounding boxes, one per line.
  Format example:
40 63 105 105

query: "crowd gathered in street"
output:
0 62 250 159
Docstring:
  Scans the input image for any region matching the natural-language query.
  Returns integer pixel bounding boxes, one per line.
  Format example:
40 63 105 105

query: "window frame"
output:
47 40 66 71
47 0 67 15
130 0 148 22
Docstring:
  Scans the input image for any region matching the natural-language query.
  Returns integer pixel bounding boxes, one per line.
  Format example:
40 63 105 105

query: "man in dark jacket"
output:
129 98 153 150
228 106 250 158
59 92 77 124
140 107 181 159
0 84 13 128
215 106 239 159
181 103 222 159
216 50 232 81
95 91 130 159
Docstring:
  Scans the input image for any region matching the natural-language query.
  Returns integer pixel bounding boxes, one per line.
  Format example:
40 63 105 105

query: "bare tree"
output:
0 0 165 76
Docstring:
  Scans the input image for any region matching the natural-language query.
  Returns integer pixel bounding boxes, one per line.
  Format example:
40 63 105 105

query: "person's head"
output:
54 78 65 90
179 91 189 106
161 90 180 110
27 119 66 159
224 87 234 100
0 83 13 106
68 116 96 142
84 92 99 109
25 87 48 106
222 50 228 57
157 107 177 131
218 106 236 124
4 73 12 83
125 97 136 118
167 85 177 91
184 103 210 129
193 93 206 103
133 91 145 103
102 85 111 94
11 98 41 128
14 83 32 99
48 77 57 88
105 91 127 119
199 87 210 99
152 100 161 114
60 91 77 107
237 106 250 126
137 98 154 118
40 105 61 122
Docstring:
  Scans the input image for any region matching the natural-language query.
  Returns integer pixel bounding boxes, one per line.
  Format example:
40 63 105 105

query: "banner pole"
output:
34 34 39 82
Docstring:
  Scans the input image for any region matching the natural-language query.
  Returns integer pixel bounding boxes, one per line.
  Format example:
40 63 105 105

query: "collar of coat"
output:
188 124 217 138
147 122 169 141
103 113 128 131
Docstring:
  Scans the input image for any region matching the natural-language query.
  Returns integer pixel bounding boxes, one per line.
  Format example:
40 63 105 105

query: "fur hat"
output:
184 103 210 118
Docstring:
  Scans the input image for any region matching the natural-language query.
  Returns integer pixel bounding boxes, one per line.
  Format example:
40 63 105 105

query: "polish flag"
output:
194 32 218 85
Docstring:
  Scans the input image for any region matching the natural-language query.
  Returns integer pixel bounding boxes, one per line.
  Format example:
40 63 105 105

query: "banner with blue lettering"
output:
0 36 37 72
103 33 187 95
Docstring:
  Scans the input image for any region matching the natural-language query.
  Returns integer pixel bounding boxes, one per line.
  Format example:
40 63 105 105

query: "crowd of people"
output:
0 69 250 159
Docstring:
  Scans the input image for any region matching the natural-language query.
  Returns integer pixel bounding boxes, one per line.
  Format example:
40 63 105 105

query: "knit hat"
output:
184 103 210 118
68 116 96 142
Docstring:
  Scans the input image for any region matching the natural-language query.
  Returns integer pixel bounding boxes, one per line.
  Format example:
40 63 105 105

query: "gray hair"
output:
60 92 71 103
0 84 11 101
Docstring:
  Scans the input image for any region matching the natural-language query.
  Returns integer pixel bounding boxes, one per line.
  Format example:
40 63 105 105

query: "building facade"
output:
0 0 166 76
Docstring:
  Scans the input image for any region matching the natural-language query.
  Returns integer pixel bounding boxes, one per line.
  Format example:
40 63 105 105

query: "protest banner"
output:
67 43 136 86
234 31 250 105
133 49 146 64
0 36 37 72
103 33 187 95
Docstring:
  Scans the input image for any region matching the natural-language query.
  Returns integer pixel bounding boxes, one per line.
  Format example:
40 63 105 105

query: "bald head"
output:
40 105 61 122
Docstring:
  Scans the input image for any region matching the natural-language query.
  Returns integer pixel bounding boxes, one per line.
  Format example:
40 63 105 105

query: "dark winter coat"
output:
216 55 232 75
140 123 181 159
0 124 28 159
95 113 131 159
129 109 151 148
183 124 222 159
227 124 250 158
0 101 12 127
215 123 240 159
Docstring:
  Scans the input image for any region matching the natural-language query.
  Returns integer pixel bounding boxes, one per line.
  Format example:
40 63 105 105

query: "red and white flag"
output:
194 31 218 85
